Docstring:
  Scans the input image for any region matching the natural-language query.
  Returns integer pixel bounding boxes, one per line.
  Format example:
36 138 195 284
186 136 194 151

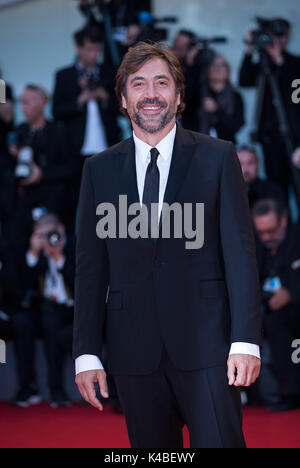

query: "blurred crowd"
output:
0 0 300 412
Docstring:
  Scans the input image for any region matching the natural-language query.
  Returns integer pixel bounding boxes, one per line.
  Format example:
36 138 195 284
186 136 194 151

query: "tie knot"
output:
150 148 159 164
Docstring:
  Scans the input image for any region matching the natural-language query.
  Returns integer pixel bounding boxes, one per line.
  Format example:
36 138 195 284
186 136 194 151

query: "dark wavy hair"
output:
115 42 186 119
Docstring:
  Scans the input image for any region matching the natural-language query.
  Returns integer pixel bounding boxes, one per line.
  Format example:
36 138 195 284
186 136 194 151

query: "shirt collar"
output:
133 124 177 164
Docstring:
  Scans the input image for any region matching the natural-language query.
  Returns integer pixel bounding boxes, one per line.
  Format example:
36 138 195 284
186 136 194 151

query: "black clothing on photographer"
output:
12 236 75 392
10 121 75 248
256 223 300 400
52 62 121 231
52 62 121 160
183 81 245 143
239 52 300 193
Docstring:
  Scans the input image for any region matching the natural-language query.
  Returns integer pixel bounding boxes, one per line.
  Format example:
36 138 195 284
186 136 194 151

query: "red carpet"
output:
0 403 299 448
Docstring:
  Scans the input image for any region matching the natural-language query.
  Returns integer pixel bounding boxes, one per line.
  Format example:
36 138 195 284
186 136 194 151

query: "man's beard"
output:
127 97 177 134
262 227 286 250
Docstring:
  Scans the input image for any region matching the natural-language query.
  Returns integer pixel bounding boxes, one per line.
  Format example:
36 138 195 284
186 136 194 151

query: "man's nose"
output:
144 83 159 99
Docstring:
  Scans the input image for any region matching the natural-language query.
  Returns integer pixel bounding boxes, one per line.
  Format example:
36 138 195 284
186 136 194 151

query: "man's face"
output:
77 40 101 68
208 56 229 83
253 212 287 249
122 58 180 135
20 89 46 124
237 150 259 184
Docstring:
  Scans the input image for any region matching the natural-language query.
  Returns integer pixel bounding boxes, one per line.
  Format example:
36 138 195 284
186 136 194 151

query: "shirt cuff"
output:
229 342 261 359
75 355 104 375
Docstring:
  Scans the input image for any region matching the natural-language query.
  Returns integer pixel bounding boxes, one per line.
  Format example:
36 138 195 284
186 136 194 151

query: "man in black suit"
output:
53 26 122 229
74 42 262 448
52 25 121 165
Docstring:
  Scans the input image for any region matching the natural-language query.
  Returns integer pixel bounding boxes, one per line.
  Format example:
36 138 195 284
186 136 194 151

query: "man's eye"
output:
134 82 143 88
158 81 167 86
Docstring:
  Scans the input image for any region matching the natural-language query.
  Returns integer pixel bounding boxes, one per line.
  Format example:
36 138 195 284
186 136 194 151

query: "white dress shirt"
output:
75 124 260 375
81 100 108 156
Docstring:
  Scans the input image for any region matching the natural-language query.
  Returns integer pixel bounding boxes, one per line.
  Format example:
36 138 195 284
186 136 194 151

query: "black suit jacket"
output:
73 126 262 375
52 64 121 157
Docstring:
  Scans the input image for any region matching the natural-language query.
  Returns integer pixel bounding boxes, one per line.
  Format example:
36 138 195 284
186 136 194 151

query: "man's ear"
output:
121 94 127 110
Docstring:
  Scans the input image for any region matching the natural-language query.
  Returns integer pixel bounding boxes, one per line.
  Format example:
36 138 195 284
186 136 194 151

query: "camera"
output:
46 231 62 248
87 74 102 90
15 146 33 179
248 17 290 49
262 276 282 304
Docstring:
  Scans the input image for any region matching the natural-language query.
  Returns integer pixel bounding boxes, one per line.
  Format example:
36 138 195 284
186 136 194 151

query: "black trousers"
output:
12 301 73 391
114 347 246 449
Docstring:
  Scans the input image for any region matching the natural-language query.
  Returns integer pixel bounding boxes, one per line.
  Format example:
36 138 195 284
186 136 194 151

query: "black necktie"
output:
142 148 160 236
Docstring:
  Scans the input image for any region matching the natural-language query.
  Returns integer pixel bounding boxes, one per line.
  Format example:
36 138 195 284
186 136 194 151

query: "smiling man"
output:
73 42 262 448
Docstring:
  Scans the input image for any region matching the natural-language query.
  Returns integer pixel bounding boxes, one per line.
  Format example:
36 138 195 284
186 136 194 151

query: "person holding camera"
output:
52 26 121 226
8 85 76 249
239 19 300 199
252 198 300 411
11 213 75 408
53 25 121 166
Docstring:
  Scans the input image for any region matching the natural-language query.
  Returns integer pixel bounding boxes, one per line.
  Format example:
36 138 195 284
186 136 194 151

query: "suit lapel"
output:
118 136 140 208
159 125 197 230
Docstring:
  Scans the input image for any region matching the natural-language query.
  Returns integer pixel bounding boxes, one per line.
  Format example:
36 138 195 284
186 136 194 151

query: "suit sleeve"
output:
52 71 85 122
73 158 109 360
219 143 262 346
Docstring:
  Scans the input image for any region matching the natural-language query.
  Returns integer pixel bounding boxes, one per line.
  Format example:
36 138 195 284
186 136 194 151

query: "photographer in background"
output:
11 214 75 409
8 85 76 248
239 19 300 199
52 25 121 223
197 54 244 142
183 54 244 142
252 199 300 411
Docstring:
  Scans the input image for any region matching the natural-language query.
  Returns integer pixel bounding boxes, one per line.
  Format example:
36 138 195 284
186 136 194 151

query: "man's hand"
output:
29 227 47 257
20 162 43 186
203 97 218 114
268 287 292 311
227 354 261 387
75 369 109 411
